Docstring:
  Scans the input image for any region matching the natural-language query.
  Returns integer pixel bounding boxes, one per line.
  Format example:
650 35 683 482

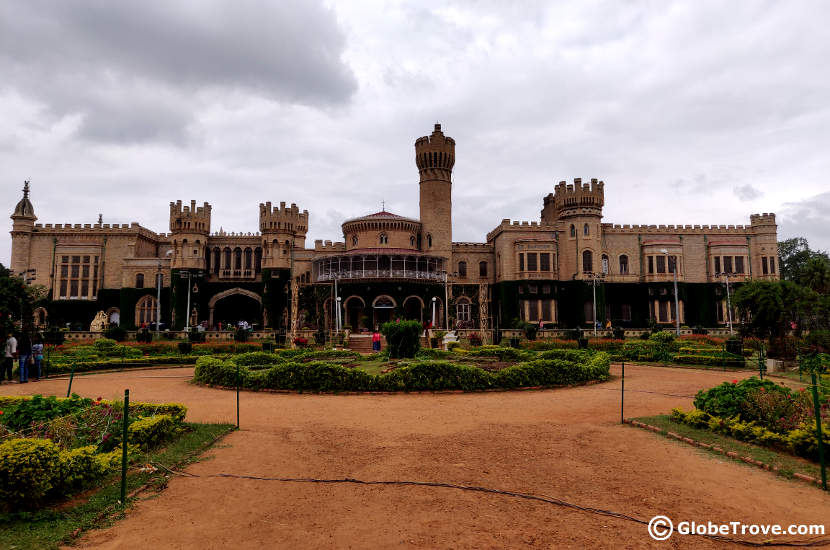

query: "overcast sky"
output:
2 0 829 268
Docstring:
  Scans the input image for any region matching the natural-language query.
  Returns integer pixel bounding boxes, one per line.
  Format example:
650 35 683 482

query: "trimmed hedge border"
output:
193 350 611 393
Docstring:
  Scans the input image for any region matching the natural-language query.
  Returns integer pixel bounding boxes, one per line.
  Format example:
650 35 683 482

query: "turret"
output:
749 212 779 279
541 178 605 223
10 181 37 276
416 123 454 259
542 178 605 278
169 200 211 269
259 201 309 268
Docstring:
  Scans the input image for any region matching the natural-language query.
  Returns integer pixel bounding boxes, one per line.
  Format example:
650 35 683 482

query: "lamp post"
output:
156 263 162 337
586 271 605 337
442 270 449 331
660 249 680 336
180 270 191 332
333 275 340 333
716 271 734 335
431 296 437 327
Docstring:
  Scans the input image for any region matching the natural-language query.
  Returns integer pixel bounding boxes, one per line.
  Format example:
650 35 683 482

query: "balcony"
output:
313 252 446 283
217 269 256 279
516 271 556 280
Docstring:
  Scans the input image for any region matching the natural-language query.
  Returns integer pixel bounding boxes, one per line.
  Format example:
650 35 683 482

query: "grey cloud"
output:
0 0 355 143
779 191 830 252
733 184 762 201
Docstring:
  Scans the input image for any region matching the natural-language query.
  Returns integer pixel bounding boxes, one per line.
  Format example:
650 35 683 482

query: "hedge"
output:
128 414 180 451
193 352 611 393
41 355 198 375
0 395 188 424
672 354 745 368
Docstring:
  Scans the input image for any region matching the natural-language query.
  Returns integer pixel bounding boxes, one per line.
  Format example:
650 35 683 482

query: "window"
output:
410 236 416 247
601 254 609 274
724 256 733 273
352 235 358 246
762 257 768 274
379 233 388 245
658 301 669 323
135 273 144 288
244 248 253 270
583 223 590 236
234 248 242 270
656 255 666 274
427 234 432 247
734 256 744 274
619 255 629 274
668 256 677 274
479 261 488 277
648 256 654 274
458 261 467 277
518 285 525 295
584 301 594 322
769 257 776 274
135 295 158 326
528 284 538 294
527 253 537 271
542 284 551 294
621 304 632 322
714 256 721 274
456 298 471 322
540 253 550 272
519 253 525 271
582 250 593 273
570 224 576 238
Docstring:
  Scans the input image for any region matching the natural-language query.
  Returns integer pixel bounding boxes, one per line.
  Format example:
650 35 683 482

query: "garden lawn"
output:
0 422 234 550
632 414 825 483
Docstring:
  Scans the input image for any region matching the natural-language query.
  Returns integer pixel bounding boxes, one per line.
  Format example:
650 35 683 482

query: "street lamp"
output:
333 274 342 334
180 270 191 332
585 271 605 336
431 296 437 327
715 271 734 335
660 249 680 336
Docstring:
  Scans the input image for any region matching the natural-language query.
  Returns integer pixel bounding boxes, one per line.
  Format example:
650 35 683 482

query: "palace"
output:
9 124 779 336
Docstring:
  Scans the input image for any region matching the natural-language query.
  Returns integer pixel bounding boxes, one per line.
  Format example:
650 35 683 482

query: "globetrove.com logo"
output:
648 516 825 541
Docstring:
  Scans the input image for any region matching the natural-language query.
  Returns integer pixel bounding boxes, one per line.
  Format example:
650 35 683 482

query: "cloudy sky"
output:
2 0 829 267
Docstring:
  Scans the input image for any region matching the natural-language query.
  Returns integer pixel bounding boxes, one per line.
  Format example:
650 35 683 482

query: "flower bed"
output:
193 350 611 392
669 377 829 461
0 395 187 509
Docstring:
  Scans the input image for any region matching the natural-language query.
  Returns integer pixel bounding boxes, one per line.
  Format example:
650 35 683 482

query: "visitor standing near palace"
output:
372 329 381 353
2 332 16 383
31 335 44 382
17 331 32 383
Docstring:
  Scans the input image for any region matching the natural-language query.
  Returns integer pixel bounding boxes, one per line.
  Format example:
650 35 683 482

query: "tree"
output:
0 263 33 335
801 256 830 294
778 237 830 284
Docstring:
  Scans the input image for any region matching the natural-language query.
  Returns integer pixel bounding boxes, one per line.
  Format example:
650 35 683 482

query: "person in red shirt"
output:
372 329 381 353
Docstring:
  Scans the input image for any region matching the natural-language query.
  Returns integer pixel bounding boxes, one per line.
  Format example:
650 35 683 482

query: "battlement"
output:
169 200 211 233
33 222 160 239
415 123 455 181
486 218 558 242
259 201 309 234
749 212 776 225
603 223 751 234
546 177 604 216
452 242 492 251
313 240 346 252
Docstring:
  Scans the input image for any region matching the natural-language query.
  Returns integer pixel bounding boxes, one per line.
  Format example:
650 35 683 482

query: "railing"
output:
316 269 444 282
516 271 556 279
217 269 256 279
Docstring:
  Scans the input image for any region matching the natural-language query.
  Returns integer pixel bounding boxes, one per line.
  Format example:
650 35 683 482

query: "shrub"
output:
415 348 454 360
103 326 127 341
693 377 792 420
178 342 193 354
673 354 745 368
232 351 286 368
128 415 179 451
1 394 92 432
0 439 60 505
788 421 830 460
381 320 422 358
467 345 533 362
378 361 493 392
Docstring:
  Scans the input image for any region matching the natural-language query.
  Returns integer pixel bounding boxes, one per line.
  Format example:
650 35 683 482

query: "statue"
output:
89 310 108 332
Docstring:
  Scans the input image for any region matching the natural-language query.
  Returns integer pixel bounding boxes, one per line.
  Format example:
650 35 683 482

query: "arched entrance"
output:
343 296 365 331
402 296 423 322
208 288 263 329
372 295 396 329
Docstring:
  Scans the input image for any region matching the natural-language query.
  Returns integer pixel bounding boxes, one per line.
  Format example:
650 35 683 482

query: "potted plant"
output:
431 330 446 349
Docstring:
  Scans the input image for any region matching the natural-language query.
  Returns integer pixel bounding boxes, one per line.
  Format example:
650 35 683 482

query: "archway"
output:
372 295 396 329
402 296 423 322
208 288 263 329
343 296 365 331
106 307 121 327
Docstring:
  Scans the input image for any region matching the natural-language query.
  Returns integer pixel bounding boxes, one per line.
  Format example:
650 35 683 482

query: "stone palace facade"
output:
9 124 779 334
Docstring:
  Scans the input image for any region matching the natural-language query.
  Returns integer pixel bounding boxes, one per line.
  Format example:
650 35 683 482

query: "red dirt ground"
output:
2 365 828 549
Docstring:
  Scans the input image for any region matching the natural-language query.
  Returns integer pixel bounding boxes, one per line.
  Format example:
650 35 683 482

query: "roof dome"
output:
12 181 36 219
342 210 419 225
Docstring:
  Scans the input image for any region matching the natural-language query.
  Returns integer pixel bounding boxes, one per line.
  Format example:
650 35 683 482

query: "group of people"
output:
2 331 44 384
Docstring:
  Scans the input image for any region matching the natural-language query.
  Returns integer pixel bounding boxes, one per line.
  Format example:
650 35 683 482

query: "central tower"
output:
416 123 454 260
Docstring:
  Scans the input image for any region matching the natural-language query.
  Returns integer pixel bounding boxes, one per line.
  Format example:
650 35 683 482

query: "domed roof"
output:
342 210 419 225
12 182 36 219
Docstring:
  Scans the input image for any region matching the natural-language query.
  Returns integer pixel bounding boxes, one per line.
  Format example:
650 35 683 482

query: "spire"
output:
23 180 30 199
12 180 36 219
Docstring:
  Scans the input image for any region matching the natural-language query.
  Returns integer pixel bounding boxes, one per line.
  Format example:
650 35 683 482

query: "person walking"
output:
31 335 44 381
2 332 17 383
372 328 381 353
16 331 32 383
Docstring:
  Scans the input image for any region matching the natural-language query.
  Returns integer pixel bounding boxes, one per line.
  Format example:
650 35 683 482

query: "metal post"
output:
672 258 680 336
725 273 733 335
185 274 192 332
758 343 766 380
156 264 162 338
120 389 130 507
443 271 449 331
592 275 597 337
236 362 240 430
810 372 827 490
620 361 625 424
66 362 76 397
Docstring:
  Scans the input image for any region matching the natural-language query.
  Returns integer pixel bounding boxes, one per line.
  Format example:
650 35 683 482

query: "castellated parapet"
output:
259 202 308 235
541 178 604 223
170 200 211 233
415 123 455 183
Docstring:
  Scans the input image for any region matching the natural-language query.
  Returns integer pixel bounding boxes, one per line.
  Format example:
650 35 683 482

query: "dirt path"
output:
2 365 828 549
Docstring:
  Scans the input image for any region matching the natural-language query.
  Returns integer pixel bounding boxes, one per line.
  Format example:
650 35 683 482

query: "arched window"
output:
213 247 221 273
254 247 262 273
205 248 211 270
427 234 432 248
410 235 416 247
352 235 358 246
223 247 232 268
244 248 252 270
583 223 590 237
570 224 576 238
619 255 629 275
456 297 471 323
582 250 593 273
458 261 467 277
234 248 242 270
601 254 609 274
135 273 144 288
479 261 488 277
135 295 158 326
379 233 388 245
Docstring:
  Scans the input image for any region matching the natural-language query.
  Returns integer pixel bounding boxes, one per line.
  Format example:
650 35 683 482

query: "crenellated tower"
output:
749 212 779 278
259 201 309 269
543 178 605 277
10 181 37 277
416 123 454 260
169 200 211 269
